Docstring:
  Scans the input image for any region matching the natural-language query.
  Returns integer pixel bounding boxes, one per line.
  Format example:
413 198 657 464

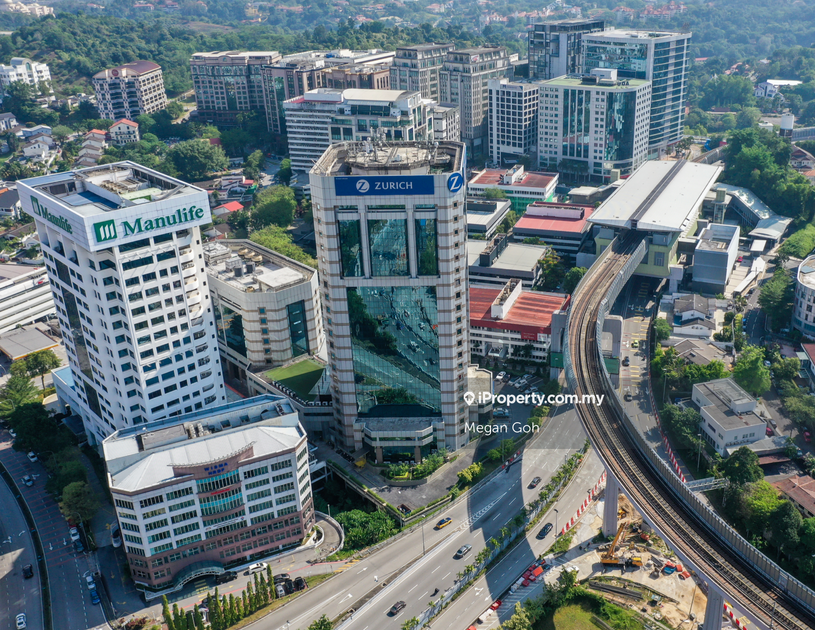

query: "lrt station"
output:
559 158 815 630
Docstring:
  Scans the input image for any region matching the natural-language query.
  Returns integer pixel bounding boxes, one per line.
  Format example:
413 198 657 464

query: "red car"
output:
737 256 743 263
805 430 812 443
490 600 502 611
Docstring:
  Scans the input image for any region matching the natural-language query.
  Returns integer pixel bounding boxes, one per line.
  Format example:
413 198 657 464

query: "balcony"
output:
179 251 194 264
186 291 202 306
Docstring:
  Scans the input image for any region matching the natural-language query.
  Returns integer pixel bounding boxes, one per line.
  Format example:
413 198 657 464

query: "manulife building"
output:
310 141 470 461
18 162 226 445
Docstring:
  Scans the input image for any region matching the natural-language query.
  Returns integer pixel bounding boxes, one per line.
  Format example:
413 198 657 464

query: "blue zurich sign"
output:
447 172 464 193
334 176 435 196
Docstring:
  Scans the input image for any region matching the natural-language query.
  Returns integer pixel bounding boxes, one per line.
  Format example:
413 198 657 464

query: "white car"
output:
26 452 37 463
16 614 26 630
496 371 506 381
247 562 268 575
69 527 80 542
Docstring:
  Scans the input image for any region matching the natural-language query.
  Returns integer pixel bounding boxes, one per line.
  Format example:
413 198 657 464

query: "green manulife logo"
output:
93 207 206 244
31 197 73 234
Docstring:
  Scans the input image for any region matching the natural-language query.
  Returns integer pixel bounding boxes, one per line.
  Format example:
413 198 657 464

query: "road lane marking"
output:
408 584 417 593
442 572 450 579
431 565 440 573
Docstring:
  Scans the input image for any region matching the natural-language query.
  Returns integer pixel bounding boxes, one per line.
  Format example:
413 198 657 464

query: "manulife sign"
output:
94 207 206 244
30 197 73 234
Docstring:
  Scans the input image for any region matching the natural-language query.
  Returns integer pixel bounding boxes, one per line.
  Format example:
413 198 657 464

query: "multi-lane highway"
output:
568 232 815 630
260 401 588 630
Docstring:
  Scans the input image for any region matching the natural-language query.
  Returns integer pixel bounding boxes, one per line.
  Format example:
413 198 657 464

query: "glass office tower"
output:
310 141 469 461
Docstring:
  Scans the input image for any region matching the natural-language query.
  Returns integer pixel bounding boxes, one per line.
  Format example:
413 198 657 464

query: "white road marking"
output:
408 584 417 593
431 565 440 573
442 572 450 580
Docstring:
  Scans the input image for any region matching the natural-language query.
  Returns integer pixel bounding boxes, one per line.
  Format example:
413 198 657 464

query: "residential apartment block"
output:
0 57 51 97
93 61 168 121
309 141 470 459
389 43 454 100
103 395 314 594
18 162 226 446
203 240 324 378
439 47 510 155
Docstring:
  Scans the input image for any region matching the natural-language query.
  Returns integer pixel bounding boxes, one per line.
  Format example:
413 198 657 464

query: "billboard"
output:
334 176 435 197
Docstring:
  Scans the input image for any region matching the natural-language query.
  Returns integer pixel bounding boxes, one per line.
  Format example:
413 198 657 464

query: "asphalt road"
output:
0 435 106 630
256 402 588 630
428 450 605 630
0 466 43 630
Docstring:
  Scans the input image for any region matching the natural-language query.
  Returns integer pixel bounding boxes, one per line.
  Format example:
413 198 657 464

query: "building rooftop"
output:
797 255 815 291
103 394 301 491
590 161 723 233
191 51 281 60
311 140 464 177
712 183 773 221
465 198 511 232
675 294 709 314
749 215 792 241
21 162 202 219
467 240 548 272
773 475 815 516
93 60 161 80
470 287 568 334
0 262 43 283
696 224 738 251
672 338 727 366
542 74 650 90
694 378 762 431
802 343 815 365
203 240 313 293
584 28 686 40
0 325 58 361
469 168 557 192
514 202 594 235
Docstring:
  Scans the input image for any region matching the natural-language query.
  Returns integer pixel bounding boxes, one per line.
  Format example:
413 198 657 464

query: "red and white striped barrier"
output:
723 602 749 630
559 471 606 537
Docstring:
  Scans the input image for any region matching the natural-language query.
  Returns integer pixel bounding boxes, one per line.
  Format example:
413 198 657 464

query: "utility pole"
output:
554 508 559 534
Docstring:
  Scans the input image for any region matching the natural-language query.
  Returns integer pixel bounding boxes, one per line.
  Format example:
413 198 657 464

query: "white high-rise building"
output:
18 162 226 446
309 141 470 460
488 79 540 167
0 57 51 97
538 69 651 180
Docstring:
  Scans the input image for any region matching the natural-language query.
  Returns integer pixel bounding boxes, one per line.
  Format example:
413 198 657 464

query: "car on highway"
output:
536 522 553 539
90 589 100 605
435 517 452 530
215 571 237 585
490 600 502 610
15 613 26 629
529 476 542 489
27 452 37 463
388 601 406 616
22 564 33 579
22 475 33 486
496 371 506 381
247 562 268 575
454 544 472 559
631 339 639 348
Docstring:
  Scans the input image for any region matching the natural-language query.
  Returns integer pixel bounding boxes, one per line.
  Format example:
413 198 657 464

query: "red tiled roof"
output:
87 129 107 135
514 203 594 235
215 201 244 213
113 118 138 127
773 475 815 516
469 169 557 191
469 287 569 336
802 344 815 364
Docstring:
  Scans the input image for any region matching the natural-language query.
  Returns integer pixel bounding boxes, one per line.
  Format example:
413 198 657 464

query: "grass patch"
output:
550 531 574 555
228 573 333 630
536 596 645 630
266 358 324 401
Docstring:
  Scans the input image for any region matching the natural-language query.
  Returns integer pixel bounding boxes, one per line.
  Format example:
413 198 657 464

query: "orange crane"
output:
601 523 627 565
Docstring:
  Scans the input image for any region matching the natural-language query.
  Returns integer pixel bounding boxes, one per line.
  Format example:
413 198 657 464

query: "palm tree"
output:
734 295 748 313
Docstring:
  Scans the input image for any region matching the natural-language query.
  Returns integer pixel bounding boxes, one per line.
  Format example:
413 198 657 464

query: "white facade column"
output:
703 582 725 630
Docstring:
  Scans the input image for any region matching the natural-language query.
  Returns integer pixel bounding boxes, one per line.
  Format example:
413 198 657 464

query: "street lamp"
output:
421 520 426 556
554 508 559 534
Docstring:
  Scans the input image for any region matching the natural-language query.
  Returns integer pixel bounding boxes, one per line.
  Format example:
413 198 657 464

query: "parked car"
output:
69 527 80 542
22 564 33 579
805 430 812 443
537 522 553 540
26 452 37 463
215 571 237 584
22 476 33 487
85 573 96 590
16 613 26 630
622 356 630 367
272 573 290 584
454 544 472 559
766 426 774 436
490 600 503 611
247 562 268 575
73 540 84 553
435 517 452 530
293 576 307 591
90 589 100 605
496 371 506 381
9 429 16 438
529 476 542 489
631 339 639 348
111 525 121 548
388 601 406 616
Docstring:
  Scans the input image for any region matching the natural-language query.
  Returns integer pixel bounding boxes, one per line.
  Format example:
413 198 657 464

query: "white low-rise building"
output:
0 263 55 334
692 378 765 456
0 57 51 97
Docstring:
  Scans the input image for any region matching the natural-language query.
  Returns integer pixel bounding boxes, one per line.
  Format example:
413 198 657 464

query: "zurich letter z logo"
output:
356 179 370 193
94 219 117 243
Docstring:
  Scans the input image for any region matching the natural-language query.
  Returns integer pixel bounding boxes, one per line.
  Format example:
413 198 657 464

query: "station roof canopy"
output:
589 161 722 233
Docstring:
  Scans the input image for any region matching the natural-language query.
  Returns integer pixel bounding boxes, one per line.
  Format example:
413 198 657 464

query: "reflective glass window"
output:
368 218 408 277
415 218 438 276
338 218 363 277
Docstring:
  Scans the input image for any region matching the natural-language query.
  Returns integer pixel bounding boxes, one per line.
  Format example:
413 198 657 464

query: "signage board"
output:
30 197 73 234
94 206 206 244
334 176 434 197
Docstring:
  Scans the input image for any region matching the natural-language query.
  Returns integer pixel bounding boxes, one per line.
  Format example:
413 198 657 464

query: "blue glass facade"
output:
368 218 408 276
348 286 440 415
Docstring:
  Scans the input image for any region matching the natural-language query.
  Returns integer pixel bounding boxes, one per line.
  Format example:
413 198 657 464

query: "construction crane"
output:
601 523 627 565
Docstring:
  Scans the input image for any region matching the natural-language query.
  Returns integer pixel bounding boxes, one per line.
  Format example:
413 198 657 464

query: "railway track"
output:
568 233 814 630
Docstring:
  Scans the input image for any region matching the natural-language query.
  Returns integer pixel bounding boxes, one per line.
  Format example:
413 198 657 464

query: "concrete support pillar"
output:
414 446 422 463
703 582 725 630
376 446 383 464
603 474 621 537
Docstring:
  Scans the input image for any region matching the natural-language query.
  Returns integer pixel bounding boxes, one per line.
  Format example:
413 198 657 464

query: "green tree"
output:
772 357 801 381
277 158 293 186
60 481 99 523
537 249 565 291
252 185 297 229
51 125 73 143
251 226 316 267
400 618 420 630
162 596 175 630
654 317 673 341
166 101 184 119
308 616 333 630
733 345 771 396
768 500 803 557
721 446 764 484
483 187 506 199
502 601 533 630
166 140 228 181
736 107 762 129
0 374 39 417
25 349 61 388
758 269 794 332
743 480 784 535
562 267 587 294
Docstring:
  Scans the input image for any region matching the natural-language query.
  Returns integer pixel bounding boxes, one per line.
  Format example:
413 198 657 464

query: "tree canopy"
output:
252 185 297 229
166 140 228 181
720 446 764 484
733 345 771 396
